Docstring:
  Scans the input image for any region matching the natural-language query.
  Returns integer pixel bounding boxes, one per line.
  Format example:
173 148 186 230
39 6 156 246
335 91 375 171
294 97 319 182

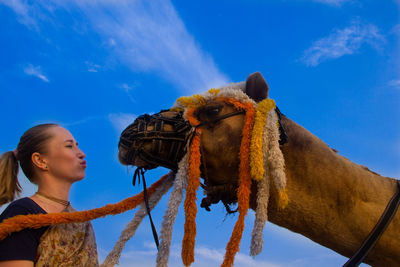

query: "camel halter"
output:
119 110 193 171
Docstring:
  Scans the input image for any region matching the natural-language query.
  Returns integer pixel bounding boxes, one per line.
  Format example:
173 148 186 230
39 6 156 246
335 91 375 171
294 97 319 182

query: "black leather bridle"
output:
119 110 193 172
343 179 400 267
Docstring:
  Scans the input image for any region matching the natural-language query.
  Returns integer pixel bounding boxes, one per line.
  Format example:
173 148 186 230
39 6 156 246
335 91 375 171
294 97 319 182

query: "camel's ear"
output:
245 72 269 102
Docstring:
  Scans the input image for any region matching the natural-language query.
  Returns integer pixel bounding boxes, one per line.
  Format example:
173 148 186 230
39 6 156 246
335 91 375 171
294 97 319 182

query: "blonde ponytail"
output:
0 151 21 206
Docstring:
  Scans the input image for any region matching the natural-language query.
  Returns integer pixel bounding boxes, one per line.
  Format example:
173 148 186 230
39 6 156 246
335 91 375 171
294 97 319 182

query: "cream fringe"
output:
250 120 271 256
100 172 175 267
250 108 287 256
267 110 287 209
156 153 189 267
172 83 255 111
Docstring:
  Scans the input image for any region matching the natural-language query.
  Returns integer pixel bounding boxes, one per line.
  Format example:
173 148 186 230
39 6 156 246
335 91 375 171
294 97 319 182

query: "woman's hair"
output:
0 123 58 206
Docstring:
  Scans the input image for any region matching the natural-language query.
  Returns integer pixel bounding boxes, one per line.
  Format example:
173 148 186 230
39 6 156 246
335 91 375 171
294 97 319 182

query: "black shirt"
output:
0 198 48 262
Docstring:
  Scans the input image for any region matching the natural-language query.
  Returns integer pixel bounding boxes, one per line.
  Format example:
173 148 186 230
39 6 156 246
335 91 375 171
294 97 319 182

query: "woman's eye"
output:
66 145 73 148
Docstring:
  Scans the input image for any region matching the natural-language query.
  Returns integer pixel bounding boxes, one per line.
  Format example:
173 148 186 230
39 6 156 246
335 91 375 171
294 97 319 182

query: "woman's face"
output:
43 126 87 183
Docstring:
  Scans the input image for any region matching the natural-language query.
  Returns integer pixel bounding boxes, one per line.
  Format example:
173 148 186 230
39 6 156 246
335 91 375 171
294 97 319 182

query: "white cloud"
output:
312 0 351 6
118 82 139 102
301 20 385 66
1 0 39 29
195 245 279 267
108 113 137 133
2 0 229 93
99 242 280 267
85 61 101 73
61 116 103 127
75 0 229 93
23 64 49 82
120 83 133 92
389 80 400 89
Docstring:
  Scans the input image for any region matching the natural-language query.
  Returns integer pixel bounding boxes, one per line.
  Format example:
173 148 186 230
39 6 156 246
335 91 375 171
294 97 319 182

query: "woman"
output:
0 124 98 266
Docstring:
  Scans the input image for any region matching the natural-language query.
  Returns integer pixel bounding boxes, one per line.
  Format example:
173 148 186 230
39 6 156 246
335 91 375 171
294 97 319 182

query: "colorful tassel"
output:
221 100 255 267
250 99 276 181
157 154 189 267
101 172 174 267
0 174 170 241
182 129 202 266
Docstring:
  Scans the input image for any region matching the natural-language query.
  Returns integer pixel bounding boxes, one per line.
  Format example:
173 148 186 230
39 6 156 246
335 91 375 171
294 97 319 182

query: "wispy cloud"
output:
61 116 103 127
99 242 280 267
85 61 101 73
23 64 49 82
118 82 139 103
389 80 400 89
120 83 133 92
301 20 385 66
195 245 279 267
1 0 39 29
108 113 137 133
2 0 229 93
75 0 229 93
312 0 352 6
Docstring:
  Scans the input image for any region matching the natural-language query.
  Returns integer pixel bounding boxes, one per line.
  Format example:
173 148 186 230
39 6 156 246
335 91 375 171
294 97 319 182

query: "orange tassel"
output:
185 107 201 126
182 128 202 266
0 174 170 241
221 99 255 267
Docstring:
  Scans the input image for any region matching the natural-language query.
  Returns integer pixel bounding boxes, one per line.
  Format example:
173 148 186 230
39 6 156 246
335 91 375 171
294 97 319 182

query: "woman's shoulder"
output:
0 197 46 222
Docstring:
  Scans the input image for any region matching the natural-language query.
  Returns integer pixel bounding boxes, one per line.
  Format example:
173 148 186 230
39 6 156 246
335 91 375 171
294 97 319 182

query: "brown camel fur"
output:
118 73 400 266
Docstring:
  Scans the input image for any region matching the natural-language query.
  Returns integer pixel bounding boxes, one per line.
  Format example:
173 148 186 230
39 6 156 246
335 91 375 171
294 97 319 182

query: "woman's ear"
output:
31 152 48 171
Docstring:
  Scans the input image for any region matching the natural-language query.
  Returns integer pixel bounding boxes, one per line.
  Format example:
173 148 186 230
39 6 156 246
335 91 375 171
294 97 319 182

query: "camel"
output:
118 72 400 267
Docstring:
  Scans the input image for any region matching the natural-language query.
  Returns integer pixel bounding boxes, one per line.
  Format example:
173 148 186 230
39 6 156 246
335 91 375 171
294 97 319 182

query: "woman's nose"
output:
78 148 86 159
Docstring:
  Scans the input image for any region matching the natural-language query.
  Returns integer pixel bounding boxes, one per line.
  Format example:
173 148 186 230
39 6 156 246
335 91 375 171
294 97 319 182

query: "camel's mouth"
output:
118 110 193 171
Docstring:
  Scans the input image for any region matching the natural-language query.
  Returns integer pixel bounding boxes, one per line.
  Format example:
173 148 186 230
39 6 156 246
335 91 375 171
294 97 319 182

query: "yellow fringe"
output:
250 99 276 181
176 94 207 108
208 88 220 96
278 189 289 210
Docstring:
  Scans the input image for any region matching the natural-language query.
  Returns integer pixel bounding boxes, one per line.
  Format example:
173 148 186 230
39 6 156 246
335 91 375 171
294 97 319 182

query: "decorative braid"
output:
221 100 255 267
157 154 189 267
0 174 169 241
250 121 272 256
250 99 276 181
182 129 202 266
101 172 174 267
267 110 288 209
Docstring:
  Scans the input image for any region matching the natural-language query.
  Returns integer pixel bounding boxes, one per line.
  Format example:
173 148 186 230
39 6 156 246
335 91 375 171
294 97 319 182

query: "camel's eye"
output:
197 104 223 122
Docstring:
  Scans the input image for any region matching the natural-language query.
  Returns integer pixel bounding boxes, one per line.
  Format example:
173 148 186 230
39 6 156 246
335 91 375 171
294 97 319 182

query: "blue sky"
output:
0 0 399 266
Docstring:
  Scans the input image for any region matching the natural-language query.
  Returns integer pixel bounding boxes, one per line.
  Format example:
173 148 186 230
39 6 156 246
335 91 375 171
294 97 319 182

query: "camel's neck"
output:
266 116 399 266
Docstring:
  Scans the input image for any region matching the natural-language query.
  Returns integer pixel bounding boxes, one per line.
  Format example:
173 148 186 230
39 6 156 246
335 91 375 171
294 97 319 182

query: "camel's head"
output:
118 72 271 209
